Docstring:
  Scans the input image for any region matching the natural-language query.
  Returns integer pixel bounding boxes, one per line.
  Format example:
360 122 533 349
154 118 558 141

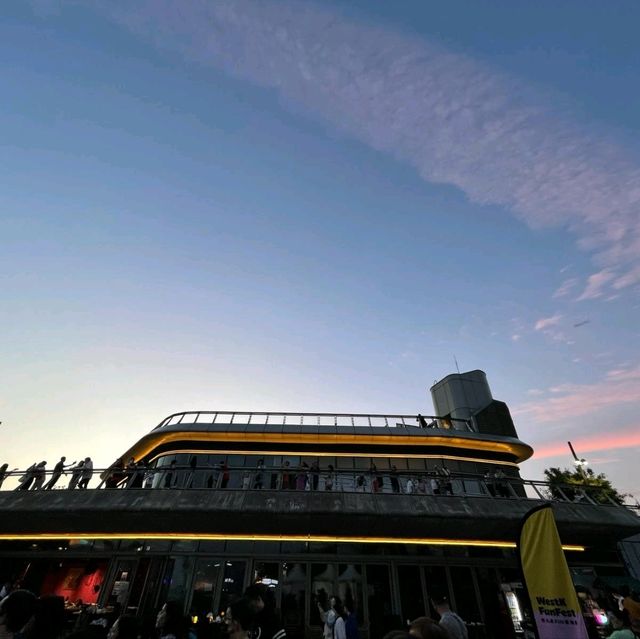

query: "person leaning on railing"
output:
0 463 9 490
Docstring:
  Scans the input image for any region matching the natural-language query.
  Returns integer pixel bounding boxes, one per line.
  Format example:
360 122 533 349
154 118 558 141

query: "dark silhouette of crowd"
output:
1 455 519 498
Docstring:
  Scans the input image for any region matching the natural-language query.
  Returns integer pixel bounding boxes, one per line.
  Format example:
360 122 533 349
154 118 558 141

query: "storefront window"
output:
398 565 425 625
337 564 363 624
449 566 481 623
106 560 136 609
190 559 221 618
475 567 514 637
218 561 246 615
424 566 449 617
366 564 394 639
282 563 306 633
311 564 336 627
39 559 107 607
253 562 279 591
164 556 195 610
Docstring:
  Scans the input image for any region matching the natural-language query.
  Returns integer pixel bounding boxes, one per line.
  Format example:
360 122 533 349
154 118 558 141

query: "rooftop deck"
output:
155 411 472 430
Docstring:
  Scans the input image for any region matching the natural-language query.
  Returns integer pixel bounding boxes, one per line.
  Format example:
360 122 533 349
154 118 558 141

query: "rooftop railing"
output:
1 464 637 513
155 411 474 431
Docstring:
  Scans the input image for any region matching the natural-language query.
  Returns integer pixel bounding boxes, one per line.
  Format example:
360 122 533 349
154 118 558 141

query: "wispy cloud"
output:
576 268 617 301
31 0 640 300
513 366 640 422
553 278 578 299
534 314 562 331
44 0 640 299
606 366 640 381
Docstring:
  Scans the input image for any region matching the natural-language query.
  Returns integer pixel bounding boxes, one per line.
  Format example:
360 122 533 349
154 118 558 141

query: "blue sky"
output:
1 0 639 498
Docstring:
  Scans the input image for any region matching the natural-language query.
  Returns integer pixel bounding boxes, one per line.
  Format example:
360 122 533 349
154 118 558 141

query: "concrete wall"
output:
0 489 637 548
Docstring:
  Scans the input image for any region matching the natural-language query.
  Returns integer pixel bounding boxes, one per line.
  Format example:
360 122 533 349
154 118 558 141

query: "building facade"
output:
0 370 638 638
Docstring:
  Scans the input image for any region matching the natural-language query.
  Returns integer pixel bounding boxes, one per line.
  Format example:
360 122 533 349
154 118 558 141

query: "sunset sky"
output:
1 0 639 499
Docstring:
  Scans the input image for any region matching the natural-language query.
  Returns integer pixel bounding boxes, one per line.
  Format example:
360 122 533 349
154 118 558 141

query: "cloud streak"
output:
553 278 578 299
513 366 640 422
534 314 562 331
62 0 640 298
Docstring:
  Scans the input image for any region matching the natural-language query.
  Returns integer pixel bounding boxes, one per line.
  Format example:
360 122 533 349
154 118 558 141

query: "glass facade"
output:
151 452 519 495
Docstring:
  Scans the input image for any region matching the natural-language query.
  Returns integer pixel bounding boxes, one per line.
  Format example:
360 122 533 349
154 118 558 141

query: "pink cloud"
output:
534 314 562 331
577 269 617 301
553 278 578 299
513 367 640 422
606 366 640 381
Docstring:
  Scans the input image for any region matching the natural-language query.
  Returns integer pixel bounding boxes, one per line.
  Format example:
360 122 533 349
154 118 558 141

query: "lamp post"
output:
568 441 588 480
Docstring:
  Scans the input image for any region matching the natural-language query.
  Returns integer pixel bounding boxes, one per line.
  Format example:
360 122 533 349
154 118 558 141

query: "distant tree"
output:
543 467 628 505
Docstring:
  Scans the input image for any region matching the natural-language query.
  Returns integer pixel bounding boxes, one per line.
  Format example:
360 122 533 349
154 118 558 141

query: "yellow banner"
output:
518 505 588 639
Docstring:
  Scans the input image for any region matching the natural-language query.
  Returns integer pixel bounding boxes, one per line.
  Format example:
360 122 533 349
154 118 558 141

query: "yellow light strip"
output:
147 448 520 468
120 430 533 466
0 532 584 552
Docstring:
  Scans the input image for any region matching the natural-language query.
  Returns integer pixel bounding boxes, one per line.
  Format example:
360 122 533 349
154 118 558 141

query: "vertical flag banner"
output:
518 504 588 639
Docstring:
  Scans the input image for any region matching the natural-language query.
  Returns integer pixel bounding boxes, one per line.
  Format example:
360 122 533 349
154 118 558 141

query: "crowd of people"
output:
2 575 640 639
0 574 472 639
1 456 514 498
0 582 286 639
0 458 95 492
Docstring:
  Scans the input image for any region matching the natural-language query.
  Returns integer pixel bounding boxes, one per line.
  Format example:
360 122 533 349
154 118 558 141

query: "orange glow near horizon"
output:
533 426 640 460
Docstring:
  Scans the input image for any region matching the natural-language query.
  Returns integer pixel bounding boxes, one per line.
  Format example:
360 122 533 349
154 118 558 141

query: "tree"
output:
543 467 628 505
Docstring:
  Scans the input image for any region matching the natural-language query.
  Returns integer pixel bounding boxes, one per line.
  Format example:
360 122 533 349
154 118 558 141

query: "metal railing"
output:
154 411 474 431
1 464 637 512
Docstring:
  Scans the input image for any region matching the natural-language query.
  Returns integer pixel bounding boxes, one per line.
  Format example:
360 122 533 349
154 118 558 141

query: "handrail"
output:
153 411 474 431
1 464 637 512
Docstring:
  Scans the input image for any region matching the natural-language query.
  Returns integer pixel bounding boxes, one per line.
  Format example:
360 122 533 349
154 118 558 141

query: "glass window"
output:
424 566 450 618
198 541 225 554
391 458 407 471
311 564 336 627
137 558 166 618
225 541 252 554
190 559 221 618
282 562 306 632
172 540 198 553
253 542 281 555
227 456 245 489
164 556 195 610
218 561 247 615
92 540 120 552
365 565 394 639
127 558 152 614
475 567 510 637
106 559 137 609
119 540 146 552
253 562 279 592
398 565 425 625
338 564 363 624
449 566 481 623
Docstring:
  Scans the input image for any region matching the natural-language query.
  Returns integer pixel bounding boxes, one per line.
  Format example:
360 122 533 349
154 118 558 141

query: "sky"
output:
1 0 639 499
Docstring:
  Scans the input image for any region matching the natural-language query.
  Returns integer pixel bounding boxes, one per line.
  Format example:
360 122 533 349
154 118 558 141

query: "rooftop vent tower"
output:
430 369 518 438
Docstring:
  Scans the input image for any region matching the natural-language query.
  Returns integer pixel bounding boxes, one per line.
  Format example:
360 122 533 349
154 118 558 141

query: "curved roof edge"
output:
118 423 534 466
